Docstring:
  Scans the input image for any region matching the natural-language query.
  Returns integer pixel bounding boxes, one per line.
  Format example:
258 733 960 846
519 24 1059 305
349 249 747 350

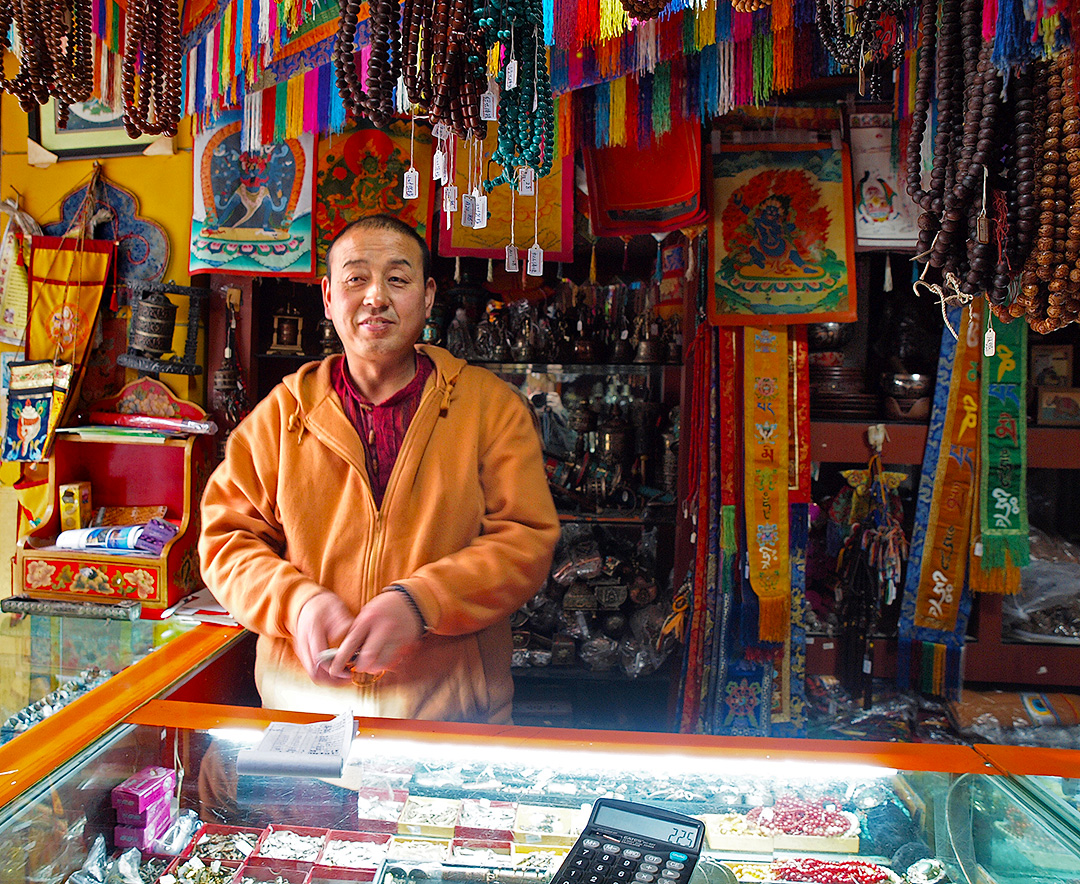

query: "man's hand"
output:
294 592 357 686
324 590 424 681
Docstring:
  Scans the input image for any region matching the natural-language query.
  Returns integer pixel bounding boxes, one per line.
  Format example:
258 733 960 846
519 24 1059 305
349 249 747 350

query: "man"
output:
199 215 559 723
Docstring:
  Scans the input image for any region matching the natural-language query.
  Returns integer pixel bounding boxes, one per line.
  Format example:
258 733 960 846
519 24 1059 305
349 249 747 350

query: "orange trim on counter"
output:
975 744 1080 778
0 624 244 808
126 701 992 776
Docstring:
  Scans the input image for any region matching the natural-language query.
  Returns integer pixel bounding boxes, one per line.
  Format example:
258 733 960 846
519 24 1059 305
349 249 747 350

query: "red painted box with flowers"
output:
15 379 214 618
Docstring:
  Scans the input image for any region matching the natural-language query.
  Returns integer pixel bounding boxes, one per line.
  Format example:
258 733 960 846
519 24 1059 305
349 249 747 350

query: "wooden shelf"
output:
810 421 1080 469
965 594 1080 688
804 633 897 679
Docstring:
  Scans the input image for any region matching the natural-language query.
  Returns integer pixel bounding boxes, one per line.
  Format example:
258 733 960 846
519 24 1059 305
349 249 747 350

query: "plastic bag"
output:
66 835 109 884
155 809 201 855
579 636 619 670
1004 559 1080 640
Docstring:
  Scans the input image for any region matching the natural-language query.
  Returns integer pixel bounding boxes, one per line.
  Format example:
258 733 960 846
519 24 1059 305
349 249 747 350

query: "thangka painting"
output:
439 127 572 262
708 143 857 326
849 113 919 248
190 109 316 277
315 118 436 278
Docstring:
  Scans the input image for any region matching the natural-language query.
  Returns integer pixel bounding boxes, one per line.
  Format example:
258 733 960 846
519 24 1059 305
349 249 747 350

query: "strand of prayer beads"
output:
0 0 93 120
333 0 401 129
122 0 182 136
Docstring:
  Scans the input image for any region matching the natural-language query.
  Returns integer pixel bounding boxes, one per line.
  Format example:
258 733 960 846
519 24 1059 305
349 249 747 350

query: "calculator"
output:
551 799 705 884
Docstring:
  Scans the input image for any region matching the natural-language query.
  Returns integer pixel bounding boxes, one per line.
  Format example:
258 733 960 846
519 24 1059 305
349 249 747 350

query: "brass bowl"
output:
881 372 934 398
806 321 856 351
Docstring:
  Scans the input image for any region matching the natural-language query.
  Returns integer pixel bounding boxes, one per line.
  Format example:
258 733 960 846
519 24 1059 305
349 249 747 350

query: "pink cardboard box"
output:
116 794 174 830
112 767 177 814
115 809 174 852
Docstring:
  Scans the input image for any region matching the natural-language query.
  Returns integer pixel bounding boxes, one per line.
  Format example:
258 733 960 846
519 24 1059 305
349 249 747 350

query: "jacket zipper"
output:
363 378 442 601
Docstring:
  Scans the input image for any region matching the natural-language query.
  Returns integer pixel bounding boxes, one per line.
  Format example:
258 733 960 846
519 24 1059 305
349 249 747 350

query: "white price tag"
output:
505 59 518 91
480 91 497 121
984 325 996 357
505 244 519 273
461 193 477 228
403 168 419 200
431 122 450 139
526 243 544 276
519 166 535 196
474 194 488 229
432 149 446 182
443 184 458 213
620 329 629 340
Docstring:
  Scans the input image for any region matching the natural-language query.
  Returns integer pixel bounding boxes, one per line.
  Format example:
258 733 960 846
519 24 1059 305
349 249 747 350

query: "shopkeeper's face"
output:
321 227 435 368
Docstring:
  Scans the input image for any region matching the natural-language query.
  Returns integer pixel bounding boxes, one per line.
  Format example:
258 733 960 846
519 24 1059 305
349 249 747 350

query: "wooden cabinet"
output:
807 418 1080 687
15 387 215 618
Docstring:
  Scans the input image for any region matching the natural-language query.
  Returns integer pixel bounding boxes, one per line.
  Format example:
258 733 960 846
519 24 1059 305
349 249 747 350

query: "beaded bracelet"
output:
388 585 428 635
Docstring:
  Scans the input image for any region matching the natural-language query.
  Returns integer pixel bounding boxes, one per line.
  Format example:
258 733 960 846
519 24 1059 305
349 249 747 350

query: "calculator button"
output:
614 871 632 881
618 859 635 869
622 849 642 860
661 870 680 879
669 853 688 863
567 871 582 881
583 840 601 849
665 862 685 871
572 858 589 869
640 864 659 874
634 874 654 882
602 844 622 855
644 856 663 865
594 863 611 874
586 874 603 884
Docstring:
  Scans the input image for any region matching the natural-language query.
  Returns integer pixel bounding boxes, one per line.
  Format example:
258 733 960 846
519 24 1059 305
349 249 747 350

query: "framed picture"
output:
1037 388 1080 426
29 99 159 161
849 113 919 250
1031 344 1074 388
707 142 857 326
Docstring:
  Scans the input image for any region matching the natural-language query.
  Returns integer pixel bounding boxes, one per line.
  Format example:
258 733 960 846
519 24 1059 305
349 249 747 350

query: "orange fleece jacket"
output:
199 345 559 723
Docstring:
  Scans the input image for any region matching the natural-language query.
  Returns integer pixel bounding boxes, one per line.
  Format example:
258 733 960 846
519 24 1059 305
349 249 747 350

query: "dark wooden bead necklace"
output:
0 0 93 122
122 0 182 136
334 0 402 130
814 0 909 99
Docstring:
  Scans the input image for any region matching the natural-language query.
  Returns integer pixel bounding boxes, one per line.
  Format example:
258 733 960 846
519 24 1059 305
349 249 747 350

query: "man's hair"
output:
325 214 432 283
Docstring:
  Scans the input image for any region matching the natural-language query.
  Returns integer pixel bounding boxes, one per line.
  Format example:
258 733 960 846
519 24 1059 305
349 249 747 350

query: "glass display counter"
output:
0 612 199 744
5 702 1080 884
0 621 246 810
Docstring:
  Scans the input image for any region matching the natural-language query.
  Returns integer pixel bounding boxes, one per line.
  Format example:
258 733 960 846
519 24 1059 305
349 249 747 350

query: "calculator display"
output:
593 804 701 850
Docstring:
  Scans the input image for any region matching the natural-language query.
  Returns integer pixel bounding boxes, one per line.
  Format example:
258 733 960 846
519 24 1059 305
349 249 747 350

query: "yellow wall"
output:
0 88 201 597
0 91 195 286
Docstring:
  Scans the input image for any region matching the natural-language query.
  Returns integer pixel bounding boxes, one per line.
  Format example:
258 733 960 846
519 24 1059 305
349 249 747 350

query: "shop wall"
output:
0 90 200 598
0 92 195 285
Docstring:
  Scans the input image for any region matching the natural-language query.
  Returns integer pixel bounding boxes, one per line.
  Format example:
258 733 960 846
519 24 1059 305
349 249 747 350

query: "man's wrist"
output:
387 584 428 637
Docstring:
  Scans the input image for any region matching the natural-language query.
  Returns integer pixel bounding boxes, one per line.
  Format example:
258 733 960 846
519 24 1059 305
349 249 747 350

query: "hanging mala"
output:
0 0 93 122
619 0 669 22
479 0 556 189
814 0 910 99
905 0 1013 311
400 0 486 137
122 0 182 136
1007 50 1080 332
333 0 401 129
988 63 1038 308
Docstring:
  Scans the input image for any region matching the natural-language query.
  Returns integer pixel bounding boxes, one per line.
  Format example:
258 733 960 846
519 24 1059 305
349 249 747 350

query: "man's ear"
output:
322 275 334 318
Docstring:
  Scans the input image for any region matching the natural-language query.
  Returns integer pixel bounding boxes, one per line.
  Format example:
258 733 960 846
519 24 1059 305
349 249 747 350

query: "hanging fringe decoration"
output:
609 75 627 145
